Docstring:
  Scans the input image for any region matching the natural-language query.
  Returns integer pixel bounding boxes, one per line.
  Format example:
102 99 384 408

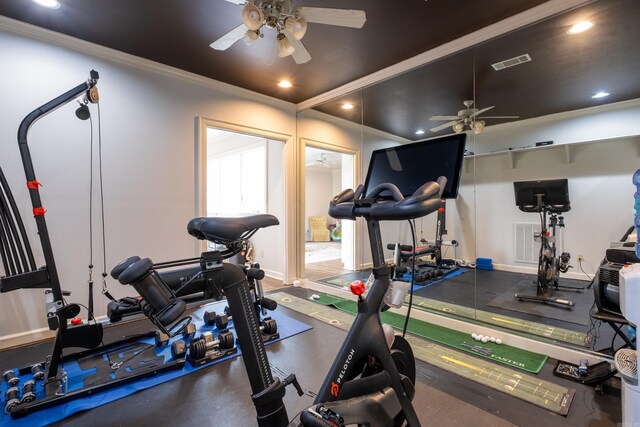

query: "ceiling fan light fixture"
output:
285 17 308 40
243 29 260 45
472 120 485 134
276 33 295 58
242 4 264 31
452 122 465 133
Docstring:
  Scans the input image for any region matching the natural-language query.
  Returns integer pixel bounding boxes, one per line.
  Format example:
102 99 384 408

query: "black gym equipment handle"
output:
16 70 99 303
329 177 446 222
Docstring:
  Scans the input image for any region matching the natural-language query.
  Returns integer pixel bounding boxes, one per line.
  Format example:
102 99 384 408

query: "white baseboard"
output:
492 263 594 282
0 315 110 350
0 327 54 350
264 268 283 282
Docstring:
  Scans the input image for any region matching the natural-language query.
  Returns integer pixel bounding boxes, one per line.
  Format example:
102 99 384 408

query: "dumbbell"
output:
189 330 235 360
202 306 232 329
154 321 197 347
20 380 36 404
260 317 278 335
4 387 20 414
3 370 19 387
171 339 188 359
31 364 45 382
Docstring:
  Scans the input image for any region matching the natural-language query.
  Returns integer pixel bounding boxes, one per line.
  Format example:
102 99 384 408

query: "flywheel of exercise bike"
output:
355 334 417 391
389 334 417 386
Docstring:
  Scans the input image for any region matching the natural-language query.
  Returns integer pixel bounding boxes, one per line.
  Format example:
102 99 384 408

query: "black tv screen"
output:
363 134 467 199
513 179 570 207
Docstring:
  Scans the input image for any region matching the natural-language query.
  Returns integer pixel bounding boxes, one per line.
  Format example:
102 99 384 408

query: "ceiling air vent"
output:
492 54 532 71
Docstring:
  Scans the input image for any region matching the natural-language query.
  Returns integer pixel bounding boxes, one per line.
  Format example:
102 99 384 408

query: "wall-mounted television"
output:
363 133 467 199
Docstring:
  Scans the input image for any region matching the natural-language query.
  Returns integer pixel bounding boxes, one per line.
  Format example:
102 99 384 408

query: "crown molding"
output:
0 15 295 111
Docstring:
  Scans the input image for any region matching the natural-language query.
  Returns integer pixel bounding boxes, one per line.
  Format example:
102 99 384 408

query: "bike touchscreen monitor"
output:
362 133 467 200
513 178 570 207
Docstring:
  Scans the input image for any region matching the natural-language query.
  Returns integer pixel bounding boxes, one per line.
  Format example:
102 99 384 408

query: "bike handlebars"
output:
329 176 447 221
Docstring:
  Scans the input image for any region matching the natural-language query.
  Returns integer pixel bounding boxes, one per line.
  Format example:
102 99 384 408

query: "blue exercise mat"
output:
406 267 466 291
0 301 311 427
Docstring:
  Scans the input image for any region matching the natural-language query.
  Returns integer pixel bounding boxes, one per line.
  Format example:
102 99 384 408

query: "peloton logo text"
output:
332 348 356 397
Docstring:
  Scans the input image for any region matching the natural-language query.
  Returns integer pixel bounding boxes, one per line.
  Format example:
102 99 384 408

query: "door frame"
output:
196 116 295 282
299 137 360 278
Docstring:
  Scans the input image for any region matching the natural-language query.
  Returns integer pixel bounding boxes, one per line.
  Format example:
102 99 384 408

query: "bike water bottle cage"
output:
329 177 447 221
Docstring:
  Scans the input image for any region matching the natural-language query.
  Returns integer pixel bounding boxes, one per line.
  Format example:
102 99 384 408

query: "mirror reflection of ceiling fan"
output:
211 0 366 64
429 100 519 134
306 152 330 168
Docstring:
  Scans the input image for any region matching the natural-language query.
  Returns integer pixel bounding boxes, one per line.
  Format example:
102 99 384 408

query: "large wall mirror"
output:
297 0 640 357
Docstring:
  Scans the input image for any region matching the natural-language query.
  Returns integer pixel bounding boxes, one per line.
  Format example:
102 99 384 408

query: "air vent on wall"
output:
514 223 538 264
492 54 532 71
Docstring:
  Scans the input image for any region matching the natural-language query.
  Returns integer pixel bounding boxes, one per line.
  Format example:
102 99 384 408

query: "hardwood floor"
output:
304 258 353 282
261 259 354 292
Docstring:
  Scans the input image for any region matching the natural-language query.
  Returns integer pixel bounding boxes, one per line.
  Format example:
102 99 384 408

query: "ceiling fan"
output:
306 153 333 168
210 0 366 64
429 100 519 134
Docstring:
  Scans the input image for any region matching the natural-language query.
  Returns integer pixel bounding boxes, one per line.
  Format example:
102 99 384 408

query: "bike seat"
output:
187 214 280 243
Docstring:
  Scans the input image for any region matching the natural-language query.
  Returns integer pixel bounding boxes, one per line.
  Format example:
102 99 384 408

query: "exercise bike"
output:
118 176 446 426
514 179 584 309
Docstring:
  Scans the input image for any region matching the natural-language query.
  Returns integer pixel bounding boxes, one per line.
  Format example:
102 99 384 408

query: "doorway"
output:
201 125 287 285
304 146 356 282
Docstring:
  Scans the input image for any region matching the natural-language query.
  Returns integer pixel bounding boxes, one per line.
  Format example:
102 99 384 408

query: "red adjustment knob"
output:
350 280 366 296
70 317 82 325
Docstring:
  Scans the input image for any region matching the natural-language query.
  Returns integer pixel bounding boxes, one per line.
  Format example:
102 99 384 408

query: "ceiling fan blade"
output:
210 24 247 51
429 121 457 132
478 115 520 119
223 0 245 4
469 106 494 118
297 7 366 28
429 115 460 121
283 30 311 64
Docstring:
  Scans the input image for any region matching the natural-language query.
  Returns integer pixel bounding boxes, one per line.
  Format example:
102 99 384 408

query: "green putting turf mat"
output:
272 292 574 415
311 292 548 373
407 295 587 346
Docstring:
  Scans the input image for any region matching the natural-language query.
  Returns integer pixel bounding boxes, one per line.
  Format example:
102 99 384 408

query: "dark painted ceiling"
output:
314 0 640 140
0 0 549 103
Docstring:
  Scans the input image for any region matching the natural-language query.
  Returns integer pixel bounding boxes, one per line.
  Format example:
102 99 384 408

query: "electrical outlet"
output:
577 253 584 261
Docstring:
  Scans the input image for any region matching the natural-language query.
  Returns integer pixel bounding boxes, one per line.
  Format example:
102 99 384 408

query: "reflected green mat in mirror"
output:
308 292 547 374
407 295 588 347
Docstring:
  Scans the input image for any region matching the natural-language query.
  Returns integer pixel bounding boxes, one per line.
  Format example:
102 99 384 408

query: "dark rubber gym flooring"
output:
0 287 621 426
412 268 622 351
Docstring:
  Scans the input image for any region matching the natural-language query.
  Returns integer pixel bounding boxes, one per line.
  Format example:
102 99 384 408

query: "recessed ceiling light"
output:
592 91 610 99
31 0 61 8
341 103 354 110
567 21 593 34
277 80 293 88
415 130 425 135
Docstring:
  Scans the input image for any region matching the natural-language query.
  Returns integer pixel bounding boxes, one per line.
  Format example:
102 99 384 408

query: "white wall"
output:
304 169 335 234
0 29 295 338
470 138 640 278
